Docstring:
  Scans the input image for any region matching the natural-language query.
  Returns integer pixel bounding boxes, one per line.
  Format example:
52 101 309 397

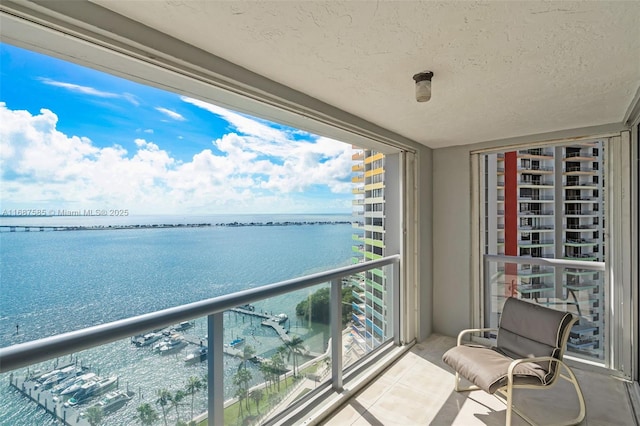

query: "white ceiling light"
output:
413 71 434 102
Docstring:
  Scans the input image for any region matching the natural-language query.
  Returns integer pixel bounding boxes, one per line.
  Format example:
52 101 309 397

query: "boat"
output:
40 365 81 390
66 375 117 406
131 332 163 347
86 389 134 414
237 304 255 311
158 337 188 355
184 346 207 364
59 373 97 396
65 381 100 407
275 313 288 324
52 371 93 394
173 321 194 332
229 337 245 348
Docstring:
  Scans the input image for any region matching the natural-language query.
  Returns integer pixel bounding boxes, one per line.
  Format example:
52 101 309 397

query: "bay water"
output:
0 214 353 425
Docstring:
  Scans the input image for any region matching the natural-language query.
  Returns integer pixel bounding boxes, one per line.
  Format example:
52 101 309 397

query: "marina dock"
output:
7 363 127 426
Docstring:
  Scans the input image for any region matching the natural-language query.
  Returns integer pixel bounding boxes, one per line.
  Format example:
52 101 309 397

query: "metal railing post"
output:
208 312 224 426
330 278 343 391
392 261 401 346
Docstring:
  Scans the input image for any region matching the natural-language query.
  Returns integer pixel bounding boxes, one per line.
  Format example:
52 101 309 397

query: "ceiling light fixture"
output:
413 71 434 102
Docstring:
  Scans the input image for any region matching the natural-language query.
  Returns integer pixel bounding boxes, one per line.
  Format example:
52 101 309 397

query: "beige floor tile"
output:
319 334 636 426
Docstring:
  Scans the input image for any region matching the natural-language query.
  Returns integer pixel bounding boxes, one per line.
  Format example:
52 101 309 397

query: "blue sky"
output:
0 43 354 215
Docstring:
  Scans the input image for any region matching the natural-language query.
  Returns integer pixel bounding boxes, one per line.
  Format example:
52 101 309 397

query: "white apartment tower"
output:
485 142 606 360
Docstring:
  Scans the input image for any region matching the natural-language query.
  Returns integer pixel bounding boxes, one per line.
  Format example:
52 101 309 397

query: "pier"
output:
7 363 129 426
230 307 292 343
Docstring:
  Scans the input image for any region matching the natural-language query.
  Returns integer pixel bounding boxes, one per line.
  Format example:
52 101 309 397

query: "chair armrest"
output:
457 327 498 346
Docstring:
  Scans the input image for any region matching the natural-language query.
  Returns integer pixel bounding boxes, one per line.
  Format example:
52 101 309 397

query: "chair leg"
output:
496 361 586 426
453 371 481 392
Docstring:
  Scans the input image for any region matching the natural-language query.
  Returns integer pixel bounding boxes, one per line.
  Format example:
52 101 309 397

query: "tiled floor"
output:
322 334 637 425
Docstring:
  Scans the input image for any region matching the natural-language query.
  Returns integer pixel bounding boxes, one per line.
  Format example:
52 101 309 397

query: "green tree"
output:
170 390 186 423
242 344 256 370
232 367 252 414
249 388 264 415
137 403 159 425
259 362 273 391
85 406 103 426
296 287 354 326
185 376 202 421
285 336 305 376
156 388 172 426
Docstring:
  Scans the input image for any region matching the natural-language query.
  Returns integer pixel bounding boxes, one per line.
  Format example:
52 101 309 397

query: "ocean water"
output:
0 214 353 425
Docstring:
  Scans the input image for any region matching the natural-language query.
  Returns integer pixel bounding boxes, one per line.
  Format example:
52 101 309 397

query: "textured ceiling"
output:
92 1 640 148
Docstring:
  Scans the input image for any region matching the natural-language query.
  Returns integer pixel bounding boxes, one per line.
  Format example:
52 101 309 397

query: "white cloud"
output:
155 107 186 121
0 103 353 214
39 78 139 105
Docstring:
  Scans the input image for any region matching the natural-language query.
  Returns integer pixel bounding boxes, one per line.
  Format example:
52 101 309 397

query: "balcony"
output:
323 335 635 425
0 3 638 426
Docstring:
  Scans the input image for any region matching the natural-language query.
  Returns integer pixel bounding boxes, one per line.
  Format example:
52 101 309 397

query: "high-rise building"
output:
485 142 606 360
351 147 388 352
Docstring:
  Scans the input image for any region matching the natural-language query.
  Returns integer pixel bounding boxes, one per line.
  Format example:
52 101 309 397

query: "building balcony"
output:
563 166 597 174
564 238 598 246
563 182 598 189
517 240 554 247
518 165 554 173
519 210 554 216
518 195 554 201
517 149 554 158
563 152 597 161
518 180 554 186
565 225 599 232
323 334 633 425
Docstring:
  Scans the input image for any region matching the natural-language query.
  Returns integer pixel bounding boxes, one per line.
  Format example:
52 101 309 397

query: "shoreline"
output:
0 220 351 233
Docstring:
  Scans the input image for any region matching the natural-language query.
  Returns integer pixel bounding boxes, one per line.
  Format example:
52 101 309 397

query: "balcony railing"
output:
484 254 605 361
0 256 400 426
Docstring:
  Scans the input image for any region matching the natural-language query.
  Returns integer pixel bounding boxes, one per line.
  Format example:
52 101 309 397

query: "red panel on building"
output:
504 151 518 296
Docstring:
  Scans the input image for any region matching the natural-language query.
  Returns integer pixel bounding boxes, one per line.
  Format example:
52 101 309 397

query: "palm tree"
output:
270 352 286 391
259 362 274 391
241 344 256 370
249 388 264 415
232 367 252 415
156 388 172 426
170 390 186 423
137 403 159 425
285 336 305 376
85 406 103 426
185 376 202 421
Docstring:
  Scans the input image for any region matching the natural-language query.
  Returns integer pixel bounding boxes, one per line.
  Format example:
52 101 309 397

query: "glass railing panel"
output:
2 320 210 426
223 283 331 426
484 255 605 362
1 255 400 426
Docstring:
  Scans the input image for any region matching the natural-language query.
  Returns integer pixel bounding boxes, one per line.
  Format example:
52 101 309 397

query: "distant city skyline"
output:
0 43 354 215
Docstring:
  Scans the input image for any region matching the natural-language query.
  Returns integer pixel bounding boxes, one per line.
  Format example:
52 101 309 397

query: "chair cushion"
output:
497 298 574 380
442 344 548 394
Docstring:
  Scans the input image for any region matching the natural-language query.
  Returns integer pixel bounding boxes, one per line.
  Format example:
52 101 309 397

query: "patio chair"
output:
442 297 586 425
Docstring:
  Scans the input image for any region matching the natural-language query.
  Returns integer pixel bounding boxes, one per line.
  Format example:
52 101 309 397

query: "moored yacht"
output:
59 373 97 396
184 346 207 364
158 337 188 355
87 389 134 414
66 375 117 406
